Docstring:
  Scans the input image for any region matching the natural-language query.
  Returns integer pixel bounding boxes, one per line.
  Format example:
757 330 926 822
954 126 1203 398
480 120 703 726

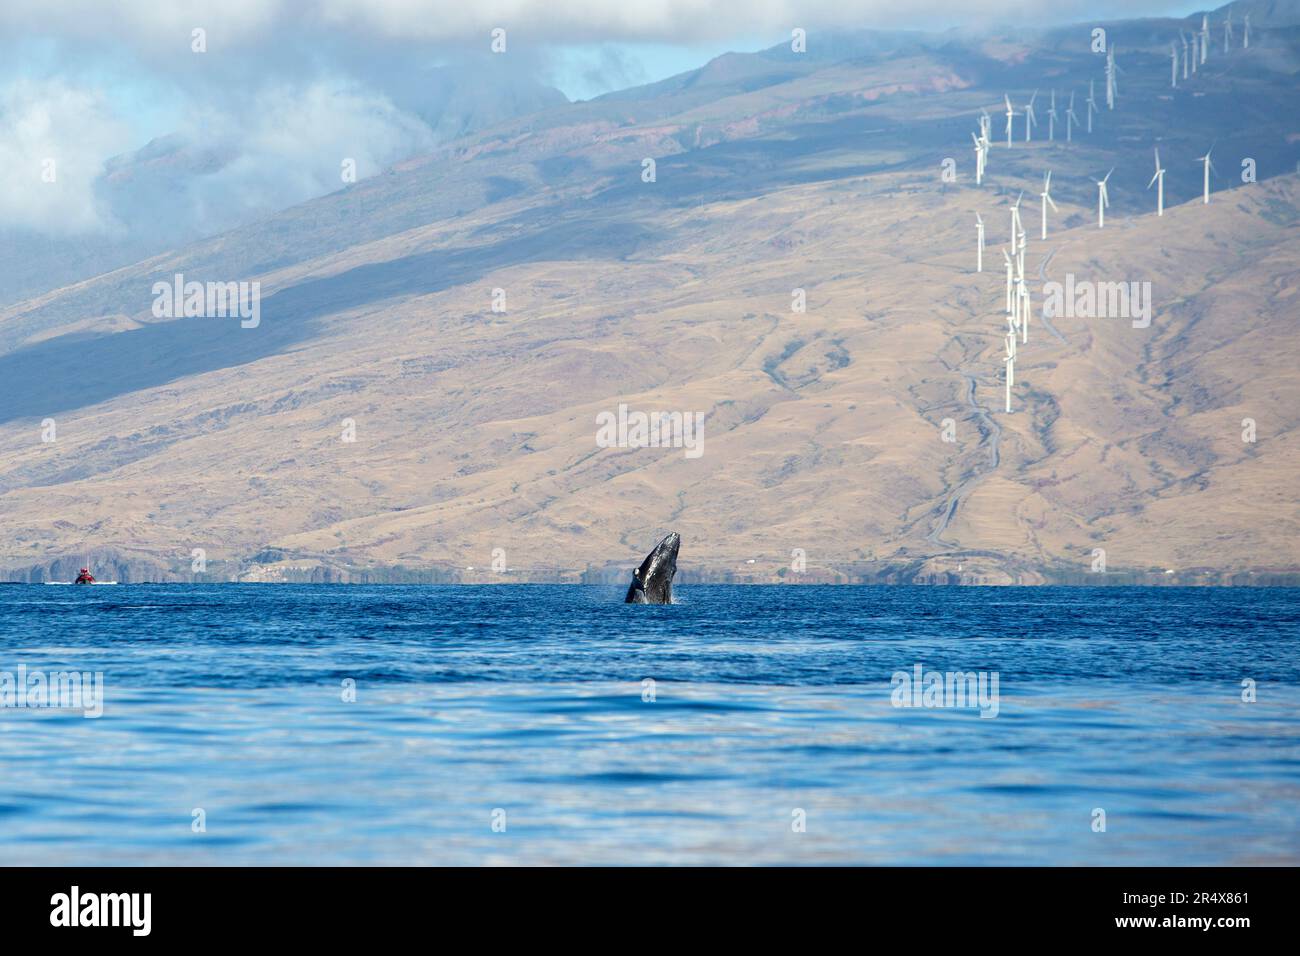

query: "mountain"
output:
1 7 1298 584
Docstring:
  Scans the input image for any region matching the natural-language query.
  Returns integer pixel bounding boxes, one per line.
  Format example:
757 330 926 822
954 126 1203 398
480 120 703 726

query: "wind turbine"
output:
972 132 986 185
1009 235 1030 344
975 213 985 272
1095 168 1113 228
1201 15 1209 64
1040 170 1059 240
1225 8 1234 54
1170 42 1178 88
1024 89 1039 143
1004 94 1017 148
1086 80 1098 133
1198 145 1216 203
980 107 992 145
1010 192 1028 280
1244 14 1250 49
1148 148 1166 216
1047 90 1058 141
1181 33 1190 79
1065 91 1079 143
1191 32 1199 74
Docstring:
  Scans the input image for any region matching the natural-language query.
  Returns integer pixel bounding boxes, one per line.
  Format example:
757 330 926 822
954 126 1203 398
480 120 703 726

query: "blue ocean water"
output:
0 584 1297 865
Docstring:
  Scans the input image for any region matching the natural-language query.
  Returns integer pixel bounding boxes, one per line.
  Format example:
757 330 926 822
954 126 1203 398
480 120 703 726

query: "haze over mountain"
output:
0 67 567 305
1 1 1298 584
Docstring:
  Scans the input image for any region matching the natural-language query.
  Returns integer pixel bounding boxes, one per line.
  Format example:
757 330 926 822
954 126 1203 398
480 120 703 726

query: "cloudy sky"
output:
1 0 1202 245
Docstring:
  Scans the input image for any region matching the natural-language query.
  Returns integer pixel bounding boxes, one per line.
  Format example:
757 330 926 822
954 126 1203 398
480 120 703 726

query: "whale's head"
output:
626 532 680 604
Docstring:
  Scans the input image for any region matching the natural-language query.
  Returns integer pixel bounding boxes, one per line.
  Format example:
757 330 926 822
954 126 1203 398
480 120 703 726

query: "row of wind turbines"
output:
971 5 1252 413
1095 141 1216 225
1170 11 1250 88
972 71 1111 186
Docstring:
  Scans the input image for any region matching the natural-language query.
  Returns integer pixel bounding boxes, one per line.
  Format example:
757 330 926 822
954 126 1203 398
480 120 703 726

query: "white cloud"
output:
164 82 437 233
0 78 132 233
0 0 1192 241
1 0 1192 49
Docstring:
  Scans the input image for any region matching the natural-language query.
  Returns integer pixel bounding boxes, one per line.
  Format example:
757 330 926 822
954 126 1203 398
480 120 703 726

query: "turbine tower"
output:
1191 33 1199 74
975 213 985 272
1148 148 1166 216
1181 33 1190 79
1024 90 1039 143
1002 250 1014 314
1244 14 1250 49
1004 94 1017 148
1017 219 1027 284
1225 8 1234 54
1096 168 1113 228
1171 42 1178 88
1004 350 1015 413
1201 15 1210 64
1066 91 1079 143
1086 81 1098 133
1198 145 1216 204
1047 90 1058 141
1105 48 1121 110
1040 170 1059 240
972 132 987 185
1009 191 1023 248
1017 256 1031 343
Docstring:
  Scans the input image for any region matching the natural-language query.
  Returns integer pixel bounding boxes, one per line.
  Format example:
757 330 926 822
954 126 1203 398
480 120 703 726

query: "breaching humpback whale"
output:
624 532 680 604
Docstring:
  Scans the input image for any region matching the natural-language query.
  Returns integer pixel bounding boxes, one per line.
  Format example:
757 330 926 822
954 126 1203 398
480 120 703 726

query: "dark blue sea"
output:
1 585 1297 865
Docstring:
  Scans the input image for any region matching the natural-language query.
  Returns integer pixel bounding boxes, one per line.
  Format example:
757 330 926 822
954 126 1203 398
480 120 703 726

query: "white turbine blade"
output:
1046 194 1059 212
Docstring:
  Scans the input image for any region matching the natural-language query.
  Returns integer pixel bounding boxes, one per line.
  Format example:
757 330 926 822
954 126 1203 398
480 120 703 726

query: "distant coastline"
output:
5 554 1298 587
